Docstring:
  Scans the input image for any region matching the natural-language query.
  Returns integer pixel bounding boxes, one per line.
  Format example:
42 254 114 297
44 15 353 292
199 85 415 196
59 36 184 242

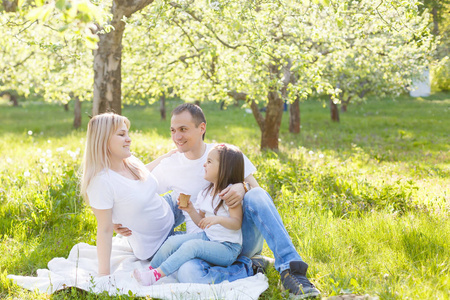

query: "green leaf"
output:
25 7 44 21
35 0 44 6
85 34 99 50
55 0 66 11
41 5 54 21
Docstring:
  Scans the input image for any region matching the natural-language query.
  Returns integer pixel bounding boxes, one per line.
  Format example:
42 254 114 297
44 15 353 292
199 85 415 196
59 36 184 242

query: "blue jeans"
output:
176 187 303 283
163 193 185 231
150 231 242 276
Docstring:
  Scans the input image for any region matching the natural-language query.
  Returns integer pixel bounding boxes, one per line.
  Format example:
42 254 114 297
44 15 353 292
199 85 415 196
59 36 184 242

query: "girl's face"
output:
203 148 220 185
108 122 132 162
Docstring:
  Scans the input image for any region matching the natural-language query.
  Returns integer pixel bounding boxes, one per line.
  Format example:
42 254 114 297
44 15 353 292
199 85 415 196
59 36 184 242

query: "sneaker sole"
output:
280 282 321 299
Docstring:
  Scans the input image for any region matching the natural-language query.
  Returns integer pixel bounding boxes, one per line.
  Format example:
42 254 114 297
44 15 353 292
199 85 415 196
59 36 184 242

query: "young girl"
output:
80 113 175 276
133 143 244 285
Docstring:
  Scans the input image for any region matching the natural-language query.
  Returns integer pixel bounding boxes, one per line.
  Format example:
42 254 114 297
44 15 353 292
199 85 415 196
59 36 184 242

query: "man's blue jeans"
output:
150 231 241 276
164 188 303 284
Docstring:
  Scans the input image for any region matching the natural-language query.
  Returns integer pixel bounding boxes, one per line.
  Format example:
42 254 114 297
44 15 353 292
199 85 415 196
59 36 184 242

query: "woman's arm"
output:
91 207 113 276
198 203 243 230
145 149 178 172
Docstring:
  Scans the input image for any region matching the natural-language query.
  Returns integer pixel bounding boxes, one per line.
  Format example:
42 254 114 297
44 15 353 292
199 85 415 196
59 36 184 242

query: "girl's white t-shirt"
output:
197 191 242 245
87 165 174 260
152 143 256 234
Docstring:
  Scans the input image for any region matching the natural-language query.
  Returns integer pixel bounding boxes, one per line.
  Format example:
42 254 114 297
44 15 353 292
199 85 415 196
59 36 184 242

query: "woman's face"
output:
108 122 132 161
203 148 220 184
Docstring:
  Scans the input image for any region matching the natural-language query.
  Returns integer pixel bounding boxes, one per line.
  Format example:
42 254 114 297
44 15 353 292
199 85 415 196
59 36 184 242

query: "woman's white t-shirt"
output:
87 166 174 260
152 143 256 234
197 191 242 245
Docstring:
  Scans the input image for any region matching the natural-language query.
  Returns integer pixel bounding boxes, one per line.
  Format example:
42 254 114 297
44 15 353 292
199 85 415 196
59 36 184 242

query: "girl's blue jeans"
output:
162 187 303 284
149 231 241 277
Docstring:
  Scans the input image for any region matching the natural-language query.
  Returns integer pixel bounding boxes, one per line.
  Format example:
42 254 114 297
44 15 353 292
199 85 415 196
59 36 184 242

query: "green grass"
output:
0 92 449 299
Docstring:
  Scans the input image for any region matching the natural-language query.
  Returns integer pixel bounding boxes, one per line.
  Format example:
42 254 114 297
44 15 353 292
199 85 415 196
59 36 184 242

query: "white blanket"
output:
7 236 268 299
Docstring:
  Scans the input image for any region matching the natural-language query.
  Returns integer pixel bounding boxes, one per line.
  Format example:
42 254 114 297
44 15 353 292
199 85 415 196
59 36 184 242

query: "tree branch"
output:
168 1 254 50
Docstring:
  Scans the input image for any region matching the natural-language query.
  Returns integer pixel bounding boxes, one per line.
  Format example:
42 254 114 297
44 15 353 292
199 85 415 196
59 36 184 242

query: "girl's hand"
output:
198 216 220 229
178 200 195 213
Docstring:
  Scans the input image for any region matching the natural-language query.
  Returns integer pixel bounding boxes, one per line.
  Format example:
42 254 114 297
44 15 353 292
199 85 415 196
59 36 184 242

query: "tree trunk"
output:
341 97 351 112
289 96 300 133
93 26 124 116
260 90 284 150
64 103 69 111
73 97 82 129
1 91 18 106
160 93 166 120
330 96 340 122
431 6 439 36
194 100 201 106
92 0 155 116
3 0 17 12
10 94 18 106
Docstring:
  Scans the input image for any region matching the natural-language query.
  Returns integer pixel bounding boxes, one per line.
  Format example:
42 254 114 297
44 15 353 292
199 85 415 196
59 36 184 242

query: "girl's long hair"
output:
79 113 146 204
204 144 245 214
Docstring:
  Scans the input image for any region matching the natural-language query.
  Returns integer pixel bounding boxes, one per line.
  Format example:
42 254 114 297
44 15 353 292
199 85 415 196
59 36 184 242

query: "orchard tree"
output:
0 12 93 127
1 0 102 118
145 0 333 150
319 0 435 121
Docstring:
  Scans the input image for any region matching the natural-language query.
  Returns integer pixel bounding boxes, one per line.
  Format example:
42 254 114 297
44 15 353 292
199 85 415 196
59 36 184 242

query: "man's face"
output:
170 111 205 154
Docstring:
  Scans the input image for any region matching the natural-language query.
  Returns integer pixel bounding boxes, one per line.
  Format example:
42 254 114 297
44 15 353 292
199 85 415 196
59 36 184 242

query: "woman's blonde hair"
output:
80 113 146 203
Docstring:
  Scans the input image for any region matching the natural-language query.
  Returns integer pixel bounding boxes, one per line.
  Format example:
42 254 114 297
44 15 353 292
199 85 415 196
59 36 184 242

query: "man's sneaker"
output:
280 261 320 299
251 255 275 275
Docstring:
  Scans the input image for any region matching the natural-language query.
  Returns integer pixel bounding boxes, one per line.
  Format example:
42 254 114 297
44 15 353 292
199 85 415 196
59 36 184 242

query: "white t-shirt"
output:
87 164 174 260
152 143 256 234
197 191 242 245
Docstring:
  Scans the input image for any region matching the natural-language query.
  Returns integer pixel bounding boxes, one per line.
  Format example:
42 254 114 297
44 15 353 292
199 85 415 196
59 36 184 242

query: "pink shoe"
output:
133 268 162 286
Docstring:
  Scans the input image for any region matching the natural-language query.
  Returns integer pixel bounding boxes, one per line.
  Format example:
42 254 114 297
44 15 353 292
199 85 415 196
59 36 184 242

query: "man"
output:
116 103 320 298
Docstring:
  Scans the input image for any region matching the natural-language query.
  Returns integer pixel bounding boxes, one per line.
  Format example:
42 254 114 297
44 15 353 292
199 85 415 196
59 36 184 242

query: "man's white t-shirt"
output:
87 164 174 260
197 191 242 245
152 143 256 234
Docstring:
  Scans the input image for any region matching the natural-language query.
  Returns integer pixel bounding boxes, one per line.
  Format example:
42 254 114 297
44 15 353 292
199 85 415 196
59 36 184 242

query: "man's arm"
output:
145 149 178 172
219 174 260 209
113 223 132 236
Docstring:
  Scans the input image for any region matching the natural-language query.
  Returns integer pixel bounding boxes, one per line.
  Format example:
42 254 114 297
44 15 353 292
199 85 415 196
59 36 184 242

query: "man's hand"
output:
113 223 132 236
219 183 245 209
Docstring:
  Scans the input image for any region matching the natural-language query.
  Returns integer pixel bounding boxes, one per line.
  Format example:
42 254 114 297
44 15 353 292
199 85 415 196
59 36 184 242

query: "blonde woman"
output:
80 113 175 276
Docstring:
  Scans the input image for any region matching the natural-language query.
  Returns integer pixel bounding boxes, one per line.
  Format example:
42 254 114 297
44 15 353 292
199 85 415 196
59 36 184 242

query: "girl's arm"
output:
145 149 178 172
91 207 113 276
198 203 243 230
179 200 205 225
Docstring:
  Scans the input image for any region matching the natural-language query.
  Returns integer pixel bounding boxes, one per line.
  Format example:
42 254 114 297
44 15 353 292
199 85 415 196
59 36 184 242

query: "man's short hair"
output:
172 103 206 126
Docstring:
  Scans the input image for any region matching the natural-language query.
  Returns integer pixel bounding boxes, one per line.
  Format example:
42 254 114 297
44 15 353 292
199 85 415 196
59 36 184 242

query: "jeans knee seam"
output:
246 205 284 264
